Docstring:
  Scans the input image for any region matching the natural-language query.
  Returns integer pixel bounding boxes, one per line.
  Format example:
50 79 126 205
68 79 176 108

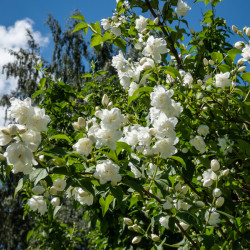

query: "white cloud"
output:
0 18 49 126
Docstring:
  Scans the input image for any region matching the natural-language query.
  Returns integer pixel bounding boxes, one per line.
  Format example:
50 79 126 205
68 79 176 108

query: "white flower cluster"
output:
0 98 50 174
121 85 182 160
86 107 125 151
67 187 94 206
234 40 250 63
93 159 122 185
175 0 191 17
214 72 232 89
189 125 209 154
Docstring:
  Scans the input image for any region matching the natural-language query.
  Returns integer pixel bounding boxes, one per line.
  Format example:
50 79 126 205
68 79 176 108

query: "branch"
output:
144 0 183 70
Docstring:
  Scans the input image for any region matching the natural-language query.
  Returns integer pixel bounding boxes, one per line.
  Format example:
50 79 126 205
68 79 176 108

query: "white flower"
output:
111 26 121 36
112 51 129 72
73 188 94 205
142 36 169 63
51 197 60 207
95 128 122 150
197 125 209 137
129 162 142 178
94 160 121 185
20 129 42 152
137 126 152 147
214 72 232 89
135 15 147 33
215 196 225 207
4 142 37 175
183 72 193 87
242 44 250 62
153 138 178 159
213 188 222 197
175 0 191 17
28 195 47 215
218 135 233 155
128 82 139 96
202 169 217 187
73 138 93 157
163 201 173 210
9 97 34 125
205 209 220 226
53 178 66 191
211 159 220 172
27 107 50 132
140 57 155 70
150 85 174 110
50 186 57 195
101 19 110 30
190 136 206 153
32 186 45 195
97 108 125 130
159 216 170 229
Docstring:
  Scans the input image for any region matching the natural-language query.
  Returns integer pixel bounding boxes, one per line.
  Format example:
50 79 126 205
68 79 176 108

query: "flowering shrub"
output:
1 0 250 248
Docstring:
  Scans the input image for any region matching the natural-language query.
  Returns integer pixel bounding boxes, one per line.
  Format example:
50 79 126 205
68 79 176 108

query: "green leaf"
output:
155 179 169 196
116 141 131 155
15 178 23 197
241 72 250 83
128 87 153 106
52 167 68 175
81 73 92 78
39 78 46 89
164 66 181 79
227 49 241 61
32 89 44 99
91 33 102 48
171 156 186 168
71 14 85 22
211 52 223 63
50 134 71 143
72 23 88 34
176 211 198 227
99 195 114 217
26 230 34 243
110 186 124 207
122 178 144 196
29 168 48 185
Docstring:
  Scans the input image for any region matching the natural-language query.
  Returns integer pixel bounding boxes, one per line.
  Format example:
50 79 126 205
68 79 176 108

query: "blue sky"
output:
0 0 249 124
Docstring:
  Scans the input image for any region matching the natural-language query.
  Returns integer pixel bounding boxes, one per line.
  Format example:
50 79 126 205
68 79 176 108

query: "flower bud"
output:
237 58 245 65
195 201 205 207
216 196 225 207
102 94 109 106
203 179 213 187
32 186 45 195
203 58 208 66
78 117 86 128
128 226 134 231
0 154 6 161
238 66 246 72
132 224 139 231
87 120 93 128
107 101 113 109
243 26 247 33
151 234 160 242
190 28 195 34
184 54 191 60
180 222 189 230
163 201 173 210
123 217 133 226
232 25 238 33
197 79 203 85
95 110 102 118
237 30 243 36
234 41 244 49
95 106 101 111
175 183 182 192
43 191 50 198
181 148 188 153
213 188 222 197
246 27 250 37
154 17 159 25
182 185 188 195
51 197 60 207
50 186 57 195
198 40 204 46
132 236 142 244
211 159 220 172
222 169 230 176
209 60 214 65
